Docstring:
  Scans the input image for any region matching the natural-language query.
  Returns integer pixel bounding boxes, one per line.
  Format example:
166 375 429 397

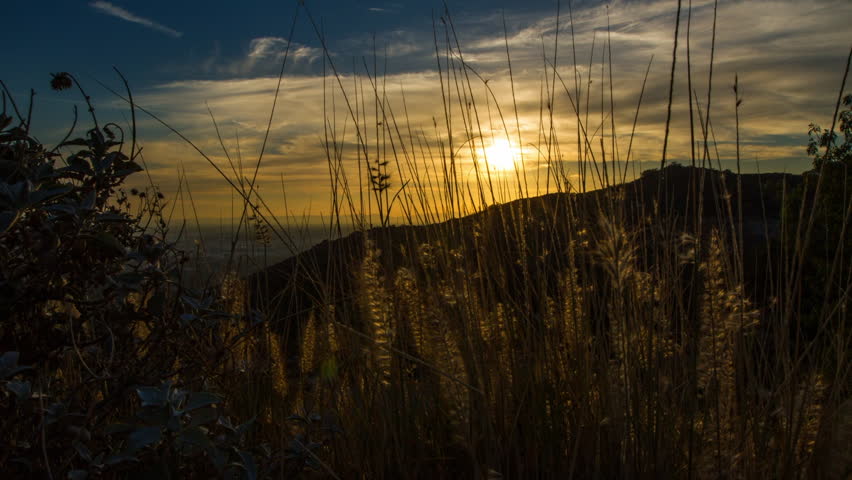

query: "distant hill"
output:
249 165 802 336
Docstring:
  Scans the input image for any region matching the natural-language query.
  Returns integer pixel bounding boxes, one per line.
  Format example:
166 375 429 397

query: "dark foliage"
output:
786 94 852 340
0 76 272 479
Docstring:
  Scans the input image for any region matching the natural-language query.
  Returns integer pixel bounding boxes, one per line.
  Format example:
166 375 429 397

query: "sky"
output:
3 0 851 224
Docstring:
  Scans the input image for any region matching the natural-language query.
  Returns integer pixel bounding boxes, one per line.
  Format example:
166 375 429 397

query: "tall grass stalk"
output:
85 2 851 478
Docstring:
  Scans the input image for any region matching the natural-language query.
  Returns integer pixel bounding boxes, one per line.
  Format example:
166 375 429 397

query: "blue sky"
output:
4 1 851 221
7 1 554 91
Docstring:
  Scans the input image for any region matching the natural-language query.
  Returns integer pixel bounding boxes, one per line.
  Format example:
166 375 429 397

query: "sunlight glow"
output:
482 138 520 172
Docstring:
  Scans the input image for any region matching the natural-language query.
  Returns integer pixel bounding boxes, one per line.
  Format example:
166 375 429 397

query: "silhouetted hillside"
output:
250 165 802 336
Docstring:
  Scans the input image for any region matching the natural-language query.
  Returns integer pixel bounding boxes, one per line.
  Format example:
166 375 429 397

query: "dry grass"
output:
147 3 852 478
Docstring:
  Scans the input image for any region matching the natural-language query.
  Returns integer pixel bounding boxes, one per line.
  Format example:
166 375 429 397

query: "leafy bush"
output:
0 74 270 478
785 93 852 338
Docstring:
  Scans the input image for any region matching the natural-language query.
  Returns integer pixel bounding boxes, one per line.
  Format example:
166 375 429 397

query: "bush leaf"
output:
184 392 222 412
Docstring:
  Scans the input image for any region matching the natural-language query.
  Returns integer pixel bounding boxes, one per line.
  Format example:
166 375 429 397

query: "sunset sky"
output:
5 0 851 223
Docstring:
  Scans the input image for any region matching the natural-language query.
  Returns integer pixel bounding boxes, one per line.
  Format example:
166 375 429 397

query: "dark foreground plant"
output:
0 75 279 478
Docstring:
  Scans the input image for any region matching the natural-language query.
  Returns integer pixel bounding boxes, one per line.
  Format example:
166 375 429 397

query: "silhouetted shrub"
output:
0 75 269 478
785 93 852 339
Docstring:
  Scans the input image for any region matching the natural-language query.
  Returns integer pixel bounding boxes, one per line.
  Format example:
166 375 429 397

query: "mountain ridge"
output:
248 165 803 335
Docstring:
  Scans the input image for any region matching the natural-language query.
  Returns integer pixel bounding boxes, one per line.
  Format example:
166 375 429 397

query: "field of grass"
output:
1 2 851 478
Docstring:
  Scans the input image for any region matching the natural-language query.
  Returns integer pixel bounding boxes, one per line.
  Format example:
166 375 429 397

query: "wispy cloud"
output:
247 37 322 62
368 7 386 12
89 1 182 38
192 37 323 76
189 37 323 77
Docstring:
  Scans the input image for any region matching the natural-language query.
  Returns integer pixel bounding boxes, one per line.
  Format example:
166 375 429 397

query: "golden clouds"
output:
125 0 851 221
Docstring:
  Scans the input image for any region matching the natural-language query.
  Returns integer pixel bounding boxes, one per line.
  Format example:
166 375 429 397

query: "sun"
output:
482 138 518 172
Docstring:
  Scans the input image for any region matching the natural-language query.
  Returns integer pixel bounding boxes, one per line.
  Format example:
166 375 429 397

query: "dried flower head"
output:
50 72 73 91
